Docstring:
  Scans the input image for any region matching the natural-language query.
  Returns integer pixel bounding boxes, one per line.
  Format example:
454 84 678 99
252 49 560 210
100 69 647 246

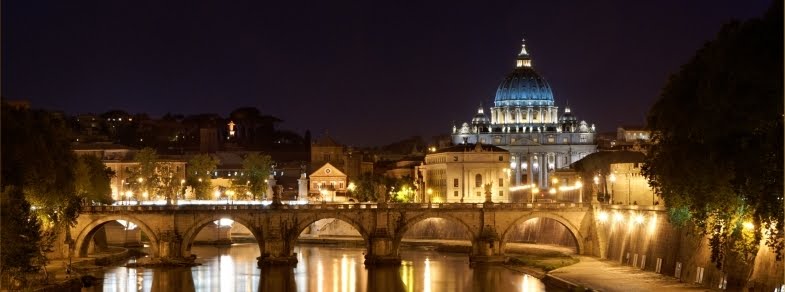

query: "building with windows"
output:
417 143 510 203
451 39 597 189
308 162 348 202
73 143 186 202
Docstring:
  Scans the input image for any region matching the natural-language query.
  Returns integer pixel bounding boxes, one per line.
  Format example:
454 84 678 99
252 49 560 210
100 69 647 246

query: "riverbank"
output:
23 247 133 291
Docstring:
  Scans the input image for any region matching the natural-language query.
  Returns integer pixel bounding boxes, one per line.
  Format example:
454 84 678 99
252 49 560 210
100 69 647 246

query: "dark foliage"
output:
643 3 783 268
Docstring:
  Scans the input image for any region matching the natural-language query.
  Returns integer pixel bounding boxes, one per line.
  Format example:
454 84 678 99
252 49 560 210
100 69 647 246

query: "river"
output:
83 243 547 291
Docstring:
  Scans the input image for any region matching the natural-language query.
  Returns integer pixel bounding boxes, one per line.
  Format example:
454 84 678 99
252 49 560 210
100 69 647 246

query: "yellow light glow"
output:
532 188 540 194
125 191 133 198
214 190 221 198
575 181 583 188
509 184 533 191
552 177 559 184
549 188 556 195
137 177 143 183
347 182 357 192
598 211 608 222
427 188 433 195
593 176 599 185
424 258 432 292
613 212 624 222
743 221 754 230
635 214 644 224
609 174 616 182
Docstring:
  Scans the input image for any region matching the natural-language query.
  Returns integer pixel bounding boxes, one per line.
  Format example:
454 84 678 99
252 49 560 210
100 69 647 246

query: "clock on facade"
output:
325 168 331 174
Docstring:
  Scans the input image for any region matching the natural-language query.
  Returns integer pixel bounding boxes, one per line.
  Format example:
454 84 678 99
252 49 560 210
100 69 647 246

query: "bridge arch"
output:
74 215 160 258
500 212 584 254
294 213 370 244
180 215 263 257
393 212 479 251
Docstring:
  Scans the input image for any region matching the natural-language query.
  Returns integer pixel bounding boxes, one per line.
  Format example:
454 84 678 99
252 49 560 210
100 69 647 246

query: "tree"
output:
0 187 43 281
128 147 159 200
390 175 416 203
157 162 183 204
643 3 782 269
187 154 217 200
73 155 115 205
240 153 272 200
354 173 381 202
1 104 82 282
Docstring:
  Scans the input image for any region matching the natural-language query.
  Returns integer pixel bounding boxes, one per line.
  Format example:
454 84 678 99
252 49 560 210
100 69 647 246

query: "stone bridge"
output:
70 202 602 266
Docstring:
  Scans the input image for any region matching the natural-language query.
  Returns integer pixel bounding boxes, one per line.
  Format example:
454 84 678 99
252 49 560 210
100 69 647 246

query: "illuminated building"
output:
418 143 510 203
451 39 597 189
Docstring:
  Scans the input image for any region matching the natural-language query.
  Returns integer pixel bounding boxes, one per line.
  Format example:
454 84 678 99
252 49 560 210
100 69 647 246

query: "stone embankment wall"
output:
597 206 783 291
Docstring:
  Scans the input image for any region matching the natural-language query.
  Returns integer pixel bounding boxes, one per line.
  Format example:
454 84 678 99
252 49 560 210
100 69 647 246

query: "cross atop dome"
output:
516 38 532 68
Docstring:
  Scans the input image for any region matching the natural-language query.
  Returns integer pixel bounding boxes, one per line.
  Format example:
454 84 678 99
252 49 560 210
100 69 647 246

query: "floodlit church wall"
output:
609 163 656 205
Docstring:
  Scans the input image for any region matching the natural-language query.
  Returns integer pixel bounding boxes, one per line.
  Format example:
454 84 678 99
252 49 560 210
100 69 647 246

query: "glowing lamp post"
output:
609 174 616 205
226 190 235 205
531 185 539 203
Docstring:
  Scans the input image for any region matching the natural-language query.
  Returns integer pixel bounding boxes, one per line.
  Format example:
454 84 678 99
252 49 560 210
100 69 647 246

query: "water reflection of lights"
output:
333 259 339 292
341 255 348 292
400 261 415 292
317 259 324 292
423 258 431 292
219 255 234 292
521 274 541 291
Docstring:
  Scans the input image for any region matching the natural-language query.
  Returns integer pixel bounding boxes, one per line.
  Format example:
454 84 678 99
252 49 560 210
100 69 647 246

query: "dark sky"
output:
2 1 771 146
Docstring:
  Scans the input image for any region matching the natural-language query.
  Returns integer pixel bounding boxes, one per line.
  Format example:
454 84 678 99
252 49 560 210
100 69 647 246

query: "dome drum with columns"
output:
451 39 597 190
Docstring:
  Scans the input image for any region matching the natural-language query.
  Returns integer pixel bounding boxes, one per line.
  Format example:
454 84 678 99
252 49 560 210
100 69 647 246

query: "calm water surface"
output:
84 243 546 292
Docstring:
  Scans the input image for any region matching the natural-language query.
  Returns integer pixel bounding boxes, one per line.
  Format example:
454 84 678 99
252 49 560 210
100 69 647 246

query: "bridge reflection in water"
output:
86 244 547 292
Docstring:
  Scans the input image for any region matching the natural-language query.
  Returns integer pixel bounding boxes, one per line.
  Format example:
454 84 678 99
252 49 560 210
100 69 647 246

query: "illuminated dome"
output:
559 106 577 123
494 39 554 107
471 105 490 125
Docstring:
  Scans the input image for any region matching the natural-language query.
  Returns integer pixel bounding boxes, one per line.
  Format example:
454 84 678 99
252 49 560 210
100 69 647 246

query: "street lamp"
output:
531 184 539 203
609 174 616 204
226 190 235 205
125 191 133 206
180 179 186 201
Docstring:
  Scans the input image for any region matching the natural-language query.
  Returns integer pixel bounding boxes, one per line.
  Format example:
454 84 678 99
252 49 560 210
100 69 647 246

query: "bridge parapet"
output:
81 202 591 213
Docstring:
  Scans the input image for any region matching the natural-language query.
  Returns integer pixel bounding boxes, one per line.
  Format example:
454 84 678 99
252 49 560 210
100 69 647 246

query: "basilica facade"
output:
451 39 597 189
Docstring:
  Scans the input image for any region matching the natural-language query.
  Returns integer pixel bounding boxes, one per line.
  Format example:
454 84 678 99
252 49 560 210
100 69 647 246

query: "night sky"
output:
2 1 771 146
